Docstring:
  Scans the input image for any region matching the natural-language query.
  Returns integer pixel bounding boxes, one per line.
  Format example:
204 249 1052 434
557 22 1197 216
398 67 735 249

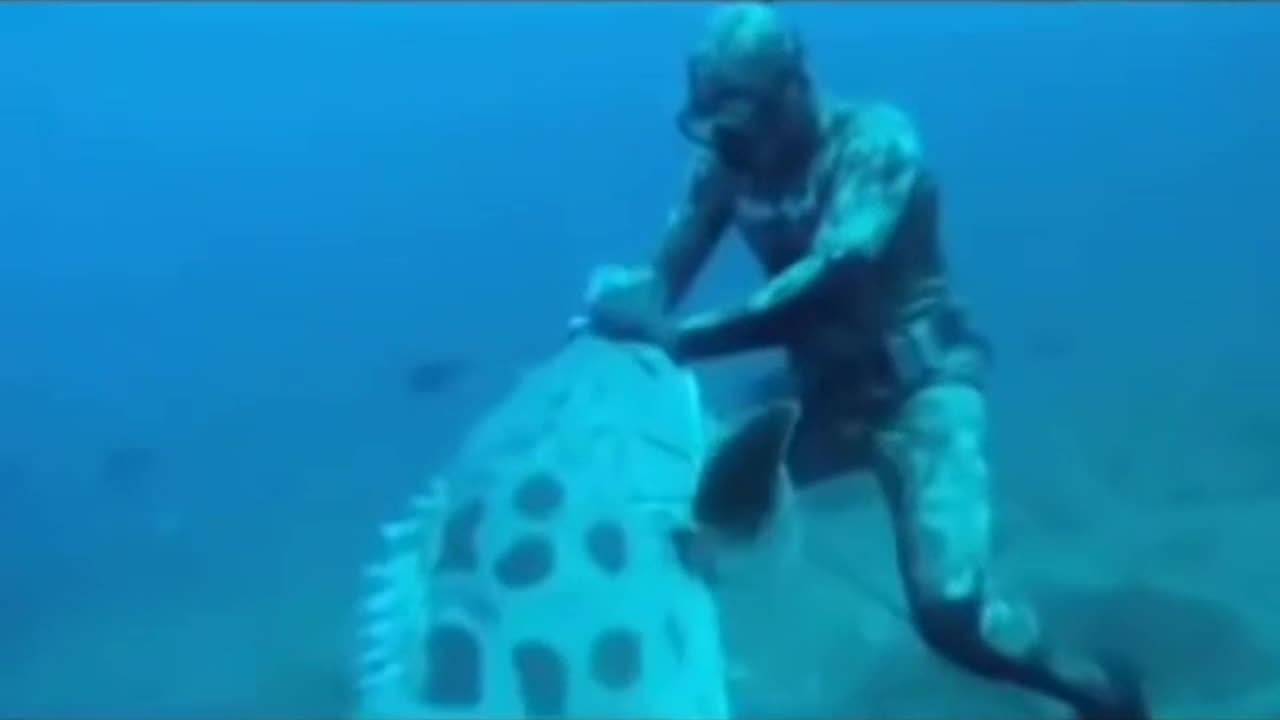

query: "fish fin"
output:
692 400 800 545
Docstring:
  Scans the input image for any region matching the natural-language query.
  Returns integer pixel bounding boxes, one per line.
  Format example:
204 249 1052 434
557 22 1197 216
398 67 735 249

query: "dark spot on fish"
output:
512 472 564 520
434 499 485 574
585 521 627 574
405 359 467 395
512 640 568 718
590 628 643 690
422 623 483 706
664 614 686 661
494 535 555 589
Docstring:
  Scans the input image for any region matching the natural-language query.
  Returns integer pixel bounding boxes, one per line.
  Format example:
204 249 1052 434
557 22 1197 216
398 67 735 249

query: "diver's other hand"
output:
579 264 670 343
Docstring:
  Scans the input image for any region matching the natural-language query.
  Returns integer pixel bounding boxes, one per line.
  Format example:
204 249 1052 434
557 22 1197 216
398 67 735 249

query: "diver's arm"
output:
651 151 736 311
673 104 924 362
579 152 733 344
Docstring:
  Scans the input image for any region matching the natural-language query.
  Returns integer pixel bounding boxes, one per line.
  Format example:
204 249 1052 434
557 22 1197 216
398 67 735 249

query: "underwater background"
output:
2 2 1278 718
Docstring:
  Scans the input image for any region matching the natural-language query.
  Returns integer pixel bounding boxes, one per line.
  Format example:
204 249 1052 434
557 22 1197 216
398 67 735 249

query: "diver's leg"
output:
873 382 1149 720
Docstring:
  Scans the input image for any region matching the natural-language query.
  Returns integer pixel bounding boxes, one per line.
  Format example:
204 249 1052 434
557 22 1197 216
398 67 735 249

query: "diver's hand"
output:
574 264 672 346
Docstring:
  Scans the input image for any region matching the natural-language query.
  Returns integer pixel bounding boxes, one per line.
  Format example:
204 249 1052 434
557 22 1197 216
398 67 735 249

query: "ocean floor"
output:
719 476 1280 719
2 358 1277 719
4 485 1276 719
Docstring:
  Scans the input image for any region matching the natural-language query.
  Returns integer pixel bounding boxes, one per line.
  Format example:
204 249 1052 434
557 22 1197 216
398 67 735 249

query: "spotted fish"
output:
354 334 801 719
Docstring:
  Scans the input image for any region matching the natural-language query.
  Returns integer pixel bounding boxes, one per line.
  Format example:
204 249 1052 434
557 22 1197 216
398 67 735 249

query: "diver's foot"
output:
1073 652 1150 720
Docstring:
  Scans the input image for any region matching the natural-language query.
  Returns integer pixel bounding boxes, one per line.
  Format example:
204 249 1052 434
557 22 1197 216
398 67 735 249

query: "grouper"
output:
353 334 802 719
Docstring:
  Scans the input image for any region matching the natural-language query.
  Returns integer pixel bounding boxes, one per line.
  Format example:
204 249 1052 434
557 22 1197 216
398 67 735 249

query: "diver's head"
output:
679 2 820 176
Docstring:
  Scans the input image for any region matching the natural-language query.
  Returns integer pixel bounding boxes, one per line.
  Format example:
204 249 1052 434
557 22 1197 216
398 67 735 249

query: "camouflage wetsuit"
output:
584 4 1148 719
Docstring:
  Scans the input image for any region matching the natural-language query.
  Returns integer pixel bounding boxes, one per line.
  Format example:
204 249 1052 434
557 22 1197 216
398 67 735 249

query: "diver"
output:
579 3 1150 719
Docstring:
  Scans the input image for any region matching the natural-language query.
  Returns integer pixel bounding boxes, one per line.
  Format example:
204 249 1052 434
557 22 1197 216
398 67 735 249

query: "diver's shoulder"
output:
824 98 922 159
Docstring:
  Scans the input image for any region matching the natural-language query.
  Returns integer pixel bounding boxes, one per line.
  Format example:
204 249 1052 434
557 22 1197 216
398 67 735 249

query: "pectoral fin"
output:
692 401 800 544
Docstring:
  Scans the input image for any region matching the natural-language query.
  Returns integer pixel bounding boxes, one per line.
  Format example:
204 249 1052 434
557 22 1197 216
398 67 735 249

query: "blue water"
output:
2 2 1278 717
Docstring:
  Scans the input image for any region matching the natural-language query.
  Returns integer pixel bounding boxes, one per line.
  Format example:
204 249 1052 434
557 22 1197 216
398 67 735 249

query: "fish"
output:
354 334 801 720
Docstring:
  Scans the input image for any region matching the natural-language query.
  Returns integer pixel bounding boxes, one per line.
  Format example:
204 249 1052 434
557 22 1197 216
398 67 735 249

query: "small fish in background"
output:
404 359 469 395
